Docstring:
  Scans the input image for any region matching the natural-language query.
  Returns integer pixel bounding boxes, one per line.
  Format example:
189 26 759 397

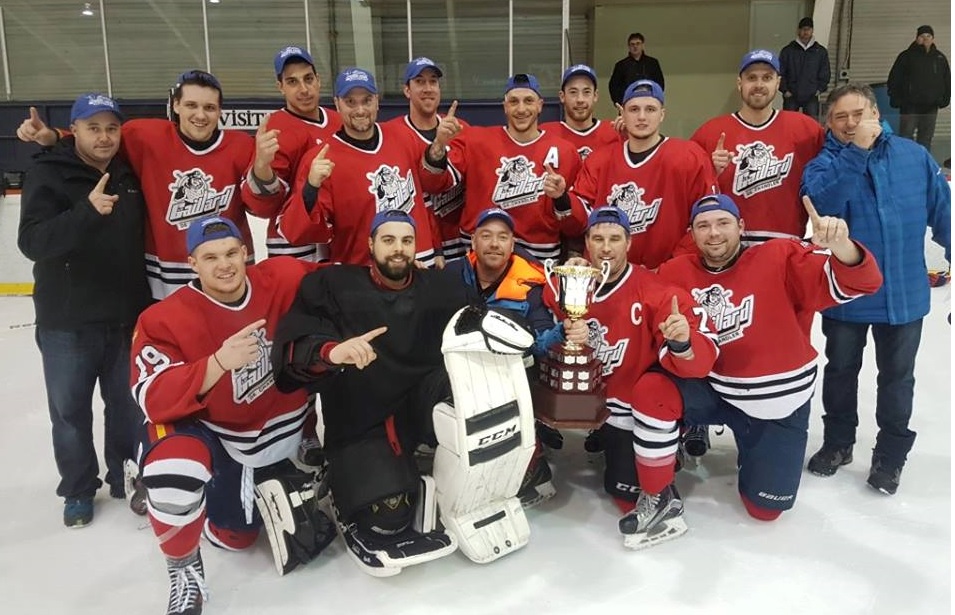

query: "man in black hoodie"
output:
888 25 951 151
18 94 151 528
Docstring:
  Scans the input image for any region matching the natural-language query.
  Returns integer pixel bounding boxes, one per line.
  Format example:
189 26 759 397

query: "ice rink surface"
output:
0 283 949 615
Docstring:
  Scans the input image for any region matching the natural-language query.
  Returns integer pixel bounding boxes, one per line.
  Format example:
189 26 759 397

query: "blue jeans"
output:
820 317 923 467
35 325 141 499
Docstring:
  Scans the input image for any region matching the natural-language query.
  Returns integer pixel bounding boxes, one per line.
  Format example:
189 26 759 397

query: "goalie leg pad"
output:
434 306 539 563
253 461 336 576
333 476 457 577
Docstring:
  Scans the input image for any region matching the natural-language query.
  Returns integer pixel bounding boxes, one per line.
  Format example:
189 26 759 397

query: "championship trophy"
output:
531 259 611 428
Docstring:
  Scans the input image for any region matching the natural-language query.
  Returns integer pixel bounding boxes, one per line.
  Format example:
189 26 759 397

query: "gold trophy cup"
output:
531 259 611 428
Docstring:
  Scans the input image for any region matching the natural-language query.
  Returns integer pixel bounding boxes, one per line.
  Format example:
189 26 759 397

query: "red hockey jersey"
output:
120 119 260 299
544 264 718 431
569 137 717 269
691 110 824 244
539 119 622 161
657 240 883 420
386 113 470 260
278 123 452 267
131 257 318 467
241 107 342 261
448 126 586 260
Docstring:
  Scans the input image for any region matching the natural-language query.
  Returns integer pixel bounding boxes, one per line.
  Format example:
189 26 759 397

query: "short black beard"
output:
375 257 412 281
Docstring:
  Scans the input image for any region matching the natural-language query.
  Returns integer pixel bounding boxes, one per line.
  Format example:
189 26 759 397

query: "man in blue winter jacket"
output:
800 83 950 495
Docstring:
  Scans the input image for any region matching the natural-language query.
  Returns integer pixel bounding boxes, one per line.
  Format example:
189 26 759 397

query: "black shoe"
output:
807 444 853 477
63 497 94 528
867 457 902 495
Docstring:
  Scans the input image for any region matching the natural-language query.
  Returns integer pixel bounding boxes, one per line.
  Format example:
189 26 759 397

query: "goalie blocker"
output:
434 305 538 563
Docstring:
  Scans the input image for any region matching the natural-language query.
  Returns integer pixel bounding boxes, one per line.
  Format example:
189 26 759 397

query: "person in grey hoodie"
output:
887 25 951 151
779 17 831 120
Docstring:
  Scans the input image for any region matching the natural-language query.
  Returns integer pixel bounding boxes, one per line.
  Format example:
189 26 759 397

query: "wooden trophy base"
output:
530 380 608 430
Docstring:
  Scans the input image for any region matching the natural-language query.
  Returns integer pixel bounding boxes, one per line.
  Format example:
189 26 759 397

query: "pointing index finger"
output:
93 173 110 193
445 100 459 119
802 195 822 227
360 326 388 341
671 295 680 316
316 144 330 160
29 106 41 126
239 318 267 337
716 132 726 151
544 163 557 175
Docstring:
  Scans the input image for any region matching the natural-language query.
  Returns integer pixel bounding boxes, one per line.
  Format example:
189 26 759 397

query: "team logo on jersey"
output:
232 327 274 405
577 146 594 160
692 284 755 345
491 155 546 209
586 319 629 377
367 164 416 213
607 182 661 234
430 182 465 218
166 168 235 229
731 141 793 198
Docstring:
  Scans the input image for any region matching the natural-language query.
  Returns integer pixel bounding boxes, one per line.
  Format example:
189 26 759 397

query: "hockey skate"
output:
517 451 556 508
165 550 208 615
618 484 688 550
682 425 710 458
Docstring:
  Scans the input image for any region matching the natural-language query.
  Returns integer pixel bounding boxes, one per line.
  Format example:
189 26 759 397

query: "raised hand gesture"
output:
254 121 281 169
803 195 862 265
17 107 56 145
88 173 119 215
658 295 690 343
543 163 567 199
328 326 388 370
711 132 732 175
307 144 334 188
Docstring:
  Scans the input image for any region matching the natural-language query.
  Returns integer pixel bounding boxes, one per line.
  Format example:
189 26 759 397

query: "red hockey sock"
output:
741 494 782 521
612 496 635 514
143 435 212 559
636 462 675 496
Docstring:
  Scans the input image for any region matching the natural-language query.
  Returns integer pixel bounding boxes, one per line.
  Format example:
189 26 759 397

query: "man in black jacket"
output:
888 25 951 151
18 94 151 528
608 33 665 106
779 17 831 119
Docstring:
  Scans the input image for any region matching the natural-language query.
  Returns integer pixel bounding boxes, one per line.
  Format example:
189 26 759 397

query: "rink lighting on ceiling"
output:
81 3 93 16
209 0 220 4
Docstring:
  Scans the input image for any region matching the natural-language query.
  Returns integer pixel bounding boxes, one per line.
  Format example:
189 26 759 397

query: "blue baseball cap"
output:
404 57 443 82
335 68 378 97
70 93 123 123
370 209 416 236
739 49 780 74
475 207 515 231
561 64 598 89
622 79 664 105
274 45 315 77
690 194 741 223
186 216 244 254
586 207 630 235
504 73 542 97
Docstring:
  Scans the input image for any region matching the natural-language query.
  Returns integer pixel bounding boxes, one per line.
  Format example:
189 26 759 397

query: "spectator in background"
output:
780 17 831 119
17 94 151 528
801 83 951 495
888 25 951 151
608 33 665 106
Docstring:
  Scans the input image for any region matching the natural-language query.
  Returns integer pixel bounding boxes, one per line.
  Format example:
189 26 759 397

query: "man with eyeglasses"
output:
17 70 265 300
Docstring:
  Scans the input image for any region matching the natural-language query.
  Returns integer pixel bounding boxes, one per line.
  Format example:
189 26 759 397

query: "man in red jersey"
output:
568 79 716 269
131 216 336 615
385 57 470 263
242 45 342 261
540 64 621 161
435 73 586 261
17 70 266 299
547 207 718 545
691 49 824 245
633 194 882 550
278 67 455 267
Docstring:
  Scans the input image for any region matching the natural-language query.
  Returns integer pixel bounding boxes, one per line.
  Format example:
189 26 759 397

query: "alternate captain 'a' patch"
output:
731 141 793 198
492 155 546 209
691 284 755 345
607 182 661 234
166 168 235 229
